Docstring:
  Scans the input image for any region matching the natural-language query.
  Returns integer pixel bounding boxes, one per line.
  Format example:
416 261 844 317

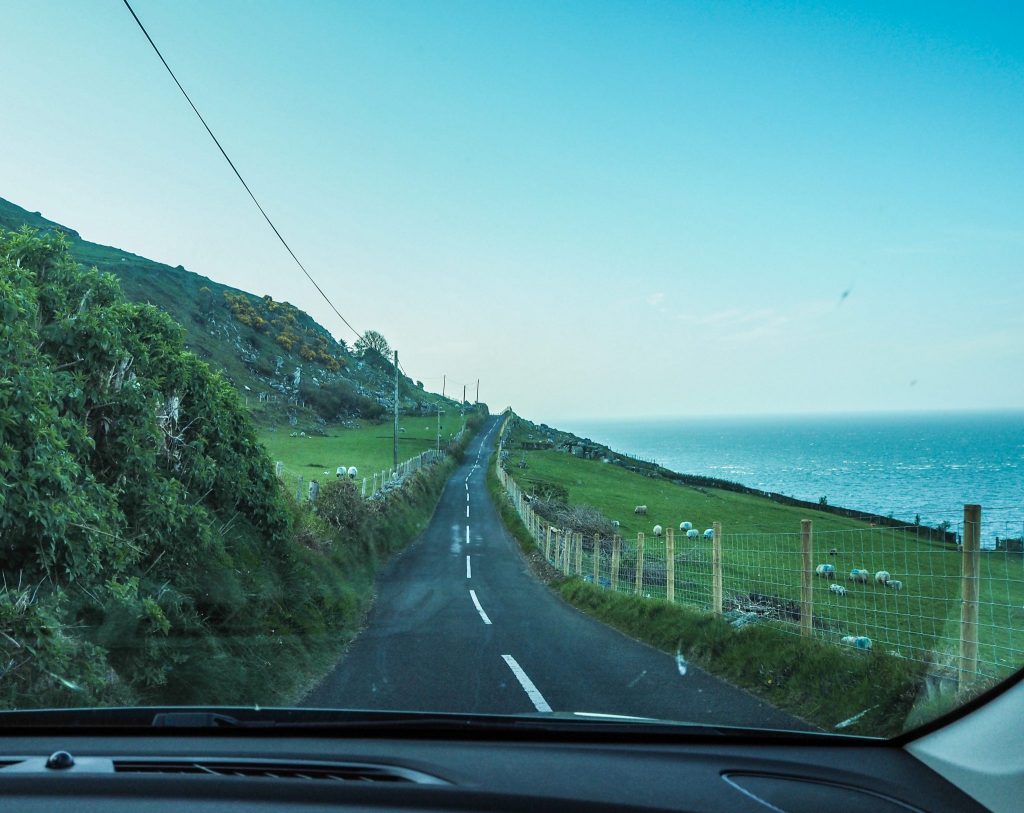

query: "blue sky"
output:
2 1 1022 420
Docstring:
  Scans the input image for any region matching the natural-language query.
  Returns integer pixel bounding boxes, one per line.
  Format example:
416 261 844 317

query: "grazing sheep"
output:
829 584 848 596
841 635 873 650
611 520 621 528
703 528 714 540
634 505 648 516
829 547 839 556
336 465 347 478
875 570 891 585
815 563 837 580
686 529 699 540
680 521 693 531
886 579 904 591
848 569 870 583
347 466 358 479
653 525 663 537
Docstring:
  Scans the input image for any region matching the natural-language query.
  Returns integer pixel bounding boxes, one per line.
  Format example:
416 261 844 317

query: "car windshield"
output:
1 0 1021 740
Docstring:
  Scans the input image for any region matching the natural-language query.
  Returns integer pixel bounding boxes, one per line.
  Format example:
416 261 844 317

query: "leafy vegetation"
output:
0 227 477 709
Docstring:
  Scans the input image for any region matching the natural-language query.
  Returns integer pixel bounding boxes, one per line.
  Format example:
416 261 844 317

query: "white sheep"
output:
829 584 848 596
611 520 621 528
703 528 714 540
874 570 891 585
652 525 663 537
680 521 693 531
686 529 699 540
886 579 904 591
347 466 358 479
634 505 648 515
815 563 836 580
841 635 872 650
848 569 869 583
336 465 347 478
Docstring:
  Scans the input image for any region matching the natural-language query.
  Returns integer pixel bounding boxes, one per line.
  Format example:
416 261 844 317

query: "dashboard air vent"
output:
113 759 445 784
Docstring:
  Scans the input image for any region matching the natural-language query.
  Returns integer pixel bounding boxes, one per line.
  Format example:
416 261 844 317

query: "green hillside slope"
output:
0 196 456 422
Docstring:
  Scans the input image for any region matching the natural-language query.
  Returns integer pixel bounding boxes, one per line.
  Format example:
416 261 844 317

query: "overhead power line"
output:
120 0 361 340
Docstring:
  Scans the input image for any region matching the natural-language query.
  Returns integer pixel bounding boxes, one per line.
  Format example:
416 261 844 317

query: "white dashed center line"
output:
469 589 491 624
466 525 470 545
502 655 552 712
466 555 472 579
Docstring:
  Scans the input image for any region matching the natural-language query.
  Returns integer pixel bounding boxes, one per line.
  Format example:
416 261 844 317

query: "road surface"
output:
304 417 809 730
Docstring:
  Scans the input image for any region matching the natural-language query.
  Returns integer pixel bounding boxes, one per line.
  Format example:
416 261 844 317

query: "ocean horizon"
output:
561 410 1024 545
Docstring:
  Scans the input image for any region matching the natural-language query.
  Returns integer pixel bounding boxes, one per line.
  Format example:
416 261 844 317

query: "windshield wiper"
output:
0 707 833 741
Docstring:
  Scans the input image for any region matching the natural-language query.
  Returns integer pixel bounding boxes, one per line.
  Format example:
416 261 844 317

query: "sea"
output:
564 411 1024 547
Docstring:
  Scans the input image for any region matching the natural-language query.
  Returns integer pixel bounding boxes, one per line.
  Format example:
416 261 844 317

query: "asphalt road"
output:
304 416 809 730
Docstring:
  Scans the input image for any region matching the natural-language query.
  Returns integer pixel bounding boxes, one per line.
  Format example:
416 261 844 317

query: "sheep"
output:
347 466 358 479
686 529 699 540
634 505 648 516
679 521 693 531
652 525 663 537
829 584 847 596
841 635 873 650
815 563 837 580
829 547 839 556
336 465 347 478
874 570 891 585
848 569 869 583
611 520 621 528
886 579 904 591
703 528 714 540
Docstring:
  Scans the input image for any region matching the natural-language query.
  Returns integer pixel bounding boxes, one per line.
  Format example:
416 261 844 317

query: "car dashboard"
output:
0 730 987 812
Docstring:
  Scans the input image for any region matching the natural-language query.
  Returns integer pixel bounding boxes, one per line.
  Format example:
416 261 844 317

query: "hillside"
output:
0 196 458 423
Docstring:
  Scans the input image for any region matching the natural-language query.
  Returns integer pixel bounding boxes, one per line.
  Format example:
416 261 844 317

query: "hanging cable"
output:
120 0 360 340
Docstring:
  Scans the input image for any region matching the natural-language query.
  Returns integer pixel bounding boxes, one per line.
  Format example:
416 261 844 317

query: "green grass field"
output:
504 428 1024 680
259 414 467 497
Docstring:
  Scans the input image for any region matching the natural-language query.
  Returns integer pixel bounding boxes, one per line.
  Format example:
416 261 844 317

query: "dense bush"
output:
299 378 384 420
0 228 348 707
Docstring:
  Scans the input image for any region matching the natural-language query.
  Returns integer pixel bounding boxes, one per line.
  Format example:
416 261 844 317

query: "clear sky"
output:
2 1 1022 422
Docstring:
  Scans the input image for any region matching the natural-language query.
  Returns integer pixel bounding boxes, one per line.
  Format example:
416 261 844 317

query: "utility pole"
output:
475 379 479 404
393 350 399 468
436 406 441 453
462 384 466 410
442 374 446 400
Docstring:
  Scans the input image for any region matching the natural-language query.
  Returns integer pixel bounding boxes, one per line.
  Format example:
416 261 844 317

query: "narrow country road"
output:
304 416 809 730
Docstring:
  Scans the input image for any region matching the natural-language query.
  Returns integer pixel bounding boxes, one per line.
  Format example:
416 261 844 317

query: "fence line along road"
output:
494 413 1024 691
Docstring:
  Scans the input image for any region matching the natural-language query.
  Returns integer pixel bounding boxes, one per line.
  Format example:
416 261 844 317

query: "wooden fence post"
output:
635 532 645 595
562 530 572 575
593 535 601 585
611 536 621 591
544 526 552 562
574 532 583 575
712 521 722 615
666 527 676 603
800 519 813 637
960 504 982 688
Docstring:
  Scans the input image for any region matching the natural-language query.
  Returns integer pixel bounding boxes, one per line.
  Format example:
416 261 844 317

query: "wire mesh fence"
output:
495 419 1024 687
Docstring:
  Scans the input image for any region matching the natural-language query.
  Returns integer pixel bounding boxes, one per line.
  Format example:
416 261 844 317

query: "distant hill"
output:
0 196 459 423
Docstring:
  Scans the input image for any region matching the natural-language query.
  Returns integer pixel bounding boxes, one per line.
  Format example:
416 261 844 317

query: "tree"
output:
354 329 391 359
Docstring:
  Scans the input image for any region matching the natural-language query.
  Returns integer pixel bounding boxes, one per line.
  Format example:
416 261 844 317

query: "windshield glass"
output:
1 0 1021 740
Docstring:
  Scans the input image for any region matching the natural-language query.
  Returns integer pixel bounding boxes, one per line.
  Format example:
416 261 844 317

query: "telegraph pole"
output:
393 350 399 468
475 379 479 404
442 374 446 399
436 406 441 453
462 385 466 410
